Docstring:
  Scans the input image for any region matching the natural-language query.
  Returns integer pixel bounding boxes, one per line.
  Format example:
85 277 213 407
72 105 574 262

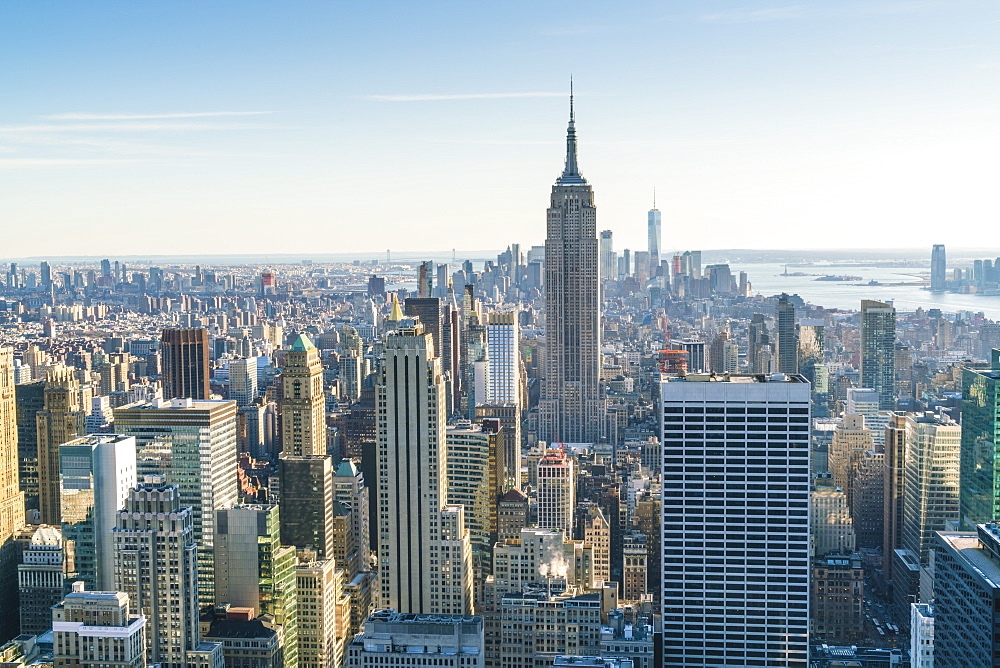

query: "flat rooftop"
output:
662 373 809 384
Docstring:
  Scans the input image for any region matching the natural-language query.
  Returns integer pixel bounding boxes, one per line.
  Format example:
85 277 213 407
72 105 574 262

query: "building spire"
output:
557 77 586 185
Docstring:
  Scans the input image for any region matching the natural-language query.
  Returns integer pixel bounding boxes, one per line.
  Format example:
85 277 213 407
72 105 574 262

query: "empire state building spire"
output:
557 80 586 185
540 83 603 444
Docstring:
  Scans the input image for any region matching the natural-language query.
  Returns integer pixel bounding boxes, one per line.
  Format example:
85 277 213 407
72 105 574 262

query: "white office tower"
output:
486 311 520 405
536 450 575 534
347 610 484 668
647 205 662 273
228 356 259 408
113 482 201 668
297 557 350 668
59 434 137 591
660 372 811 666
377 323 473 615
911 603 934 668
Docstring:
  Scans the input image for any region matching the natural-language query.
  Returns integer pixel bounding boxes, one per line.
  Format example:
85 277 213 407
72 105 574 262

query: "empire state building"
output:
539 92 603 444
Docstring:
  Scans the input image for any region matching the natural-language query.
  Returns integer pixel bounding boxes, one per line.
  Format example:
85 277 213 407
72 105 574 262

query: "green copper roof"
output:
289 333 316 351
335 460 359 477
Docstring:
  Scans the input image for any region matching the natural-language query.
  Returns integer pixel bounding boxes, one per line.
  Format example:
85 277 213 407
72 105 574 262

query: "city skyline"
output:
3 1 999 256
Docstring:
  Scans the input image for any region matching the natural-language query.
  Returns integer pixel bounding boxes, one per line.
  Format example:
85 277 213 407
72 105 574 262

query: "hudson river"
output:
731 262 1000 319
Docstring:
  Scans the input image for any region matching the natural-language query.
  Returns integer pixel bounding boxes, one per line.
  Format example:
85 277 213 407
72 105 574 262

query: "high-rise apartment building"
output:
660 372 811 666
52 584 146 668
860 300 896 410
960 351 1000 528
486 312 519 406
280 334 327 456
214 504 298 667
60 434 136 591
931 244 947 290
113 483 200 668
538 93 603 445
36 366 86 525
279 455 335 559
536 449 575 534
776 293 798 374
161 327 210 400
115 398 238 603
377 323 473 615
0 348 23 641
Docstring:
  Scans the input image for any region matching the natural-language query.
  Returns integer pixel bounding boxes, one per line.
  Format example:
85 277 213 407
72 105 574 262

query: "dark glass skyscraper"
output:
931 244 947 291
161 328 210 400
538 92 603 444
860 300 896 410
776 293 798 374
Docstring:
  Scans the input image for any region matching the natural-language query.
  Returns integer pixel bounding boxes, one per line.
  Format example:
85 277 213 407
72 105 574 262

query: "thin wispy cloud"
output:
366 92 564 102
699 5 805 23
43 111 275 120
0 122 269 134
0 158 140 168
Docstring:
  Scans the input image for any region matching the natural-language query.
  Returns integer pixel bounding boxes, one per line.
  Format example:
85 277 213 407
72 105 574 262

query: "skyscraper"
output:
60 434 137 591
377 322 473 615
36 366 86 525
536 449 575 534
660 373 811 666
17 525 64 636
214 504 298 667
279 454 335 559
599 230 615 282
860 300 896 411
114 483 200 668
538 90 602 444
960 350 1000 528
776 293 798 374
228 356 259 408
899 411 961 598
931 244 947 291
161 328 211 400
648 203 661 274
280 334 326 456
0 348 24 642
115 398 238 604
485 311 519 405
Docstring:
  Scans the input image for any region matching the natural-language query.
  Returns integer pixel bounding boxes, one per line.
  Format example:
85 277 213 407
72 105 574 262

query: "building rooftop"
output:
289 333 316 352
938 530 1000 590
662 372 809 384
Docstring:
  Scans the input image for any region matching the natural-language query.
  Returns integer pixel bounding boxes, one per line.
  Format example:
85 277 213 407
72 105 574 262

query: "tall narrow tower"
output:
0 348 25 642
776 293 798 374
648 196 662 274
377 323 472 615
280 333 326 456
860 299 897 411
539 86 602 444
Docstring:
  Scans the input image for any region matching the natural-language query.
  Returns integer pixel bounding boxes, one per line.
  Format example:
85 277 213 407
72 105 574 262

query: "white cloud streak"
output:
365 92 565 102
42 111 275 120
0 158 140 168
0 122 268 133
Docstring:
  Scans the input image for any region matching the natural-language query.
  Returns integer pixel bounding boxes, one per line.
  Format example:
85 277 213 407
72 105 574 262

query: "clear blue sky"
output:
2 1 998 258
